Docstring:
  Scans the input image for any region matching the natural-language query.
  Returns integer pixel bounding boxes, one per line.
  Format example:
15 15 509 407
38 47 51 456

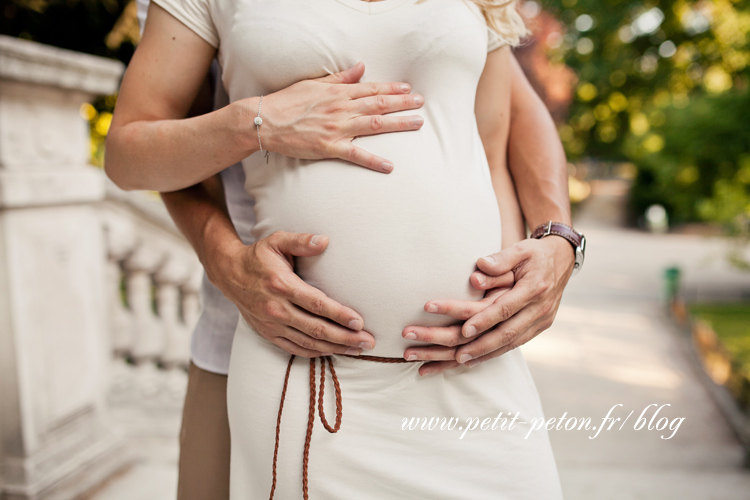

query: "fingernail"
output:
359 341 373 350
348 319 363 330
345 348 360 356
413 95 423 105
458 354 472 364
380 161 393 172
481 255 496 265
310 235 323 245
466 359 481 368
404 331 417 340
406 354 418 361
411 116 424 127
475 273 486 286
426 304 438 313
400 83 410 92
465 325 477 337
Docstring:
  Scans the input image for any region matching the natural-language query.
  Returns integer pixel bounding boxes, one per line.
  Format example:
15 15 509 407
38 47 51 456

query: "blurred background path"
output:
524 179 750 499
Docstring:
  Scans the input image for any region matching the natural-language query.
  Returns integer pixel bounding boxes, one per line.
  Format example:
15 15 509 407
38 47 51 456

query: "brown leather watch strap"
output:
530 221 583 249
530 221 586 273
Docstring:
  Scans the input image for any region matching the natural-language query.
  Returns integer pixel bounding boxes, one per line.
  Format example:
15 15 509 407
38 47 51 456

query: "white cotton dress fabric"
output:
151 0 564 497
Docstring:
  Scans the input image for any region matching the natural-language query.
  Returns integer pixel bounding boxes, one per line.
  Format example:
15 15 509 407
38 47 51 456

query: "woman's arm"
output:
475 46 527 247
106 3 247 191
106 3 425 192
507 55 571 229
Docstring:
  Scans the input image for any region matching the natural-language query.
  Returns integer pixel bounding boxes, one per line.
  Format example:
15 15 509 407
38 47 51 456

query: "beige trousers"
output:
177 361 230 500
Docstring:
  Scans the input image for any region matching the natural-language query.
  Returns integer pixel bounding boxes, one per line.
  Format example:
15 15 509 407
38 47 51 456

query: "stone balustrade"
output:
102 183 202 410
0 36 202 500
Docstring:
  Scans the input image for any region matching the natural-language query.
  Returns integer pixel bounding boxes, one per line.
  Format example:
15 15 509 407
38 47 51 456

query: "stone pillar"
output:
0 36 127 500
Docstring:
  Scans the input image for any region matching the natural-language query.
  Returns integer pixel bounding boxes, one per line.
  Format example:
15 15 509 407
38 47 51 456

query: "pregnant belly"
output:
246 155 503 357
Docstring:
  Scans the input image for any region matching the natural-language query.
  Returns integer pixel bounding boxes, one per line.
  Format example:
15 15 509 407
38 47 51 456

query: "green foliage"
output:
627 89 750 226
542 0 750 244
690 302 750 374
543 0 750 158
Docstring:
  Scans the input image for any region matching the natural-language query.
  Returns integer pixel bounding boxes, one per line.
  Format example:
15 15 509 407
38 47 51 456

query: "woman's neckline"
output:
333 0 414 15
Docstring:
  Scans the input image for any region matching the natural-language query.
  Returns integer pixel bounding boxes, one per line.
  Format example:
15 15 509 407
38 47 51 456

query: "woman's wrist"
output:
231 96 265 157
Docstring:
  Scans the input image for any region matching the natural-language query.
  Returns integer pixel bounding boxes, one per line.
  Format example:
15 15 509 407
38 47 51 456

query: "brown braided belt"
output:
269 352 421 500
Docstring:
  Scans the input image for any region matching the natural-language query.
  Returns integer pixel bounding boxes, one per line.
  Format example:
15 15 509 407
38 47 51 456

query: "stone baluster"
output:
119 244 166 402
102 213 137 359
0 36 128 499
123 245 164 365
154 257 191 370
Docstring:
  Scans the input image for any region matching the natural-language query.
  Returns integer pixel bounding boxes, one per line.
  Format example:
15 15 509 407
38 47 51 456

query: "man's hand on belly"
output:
208 231 376 357
401 237 575 376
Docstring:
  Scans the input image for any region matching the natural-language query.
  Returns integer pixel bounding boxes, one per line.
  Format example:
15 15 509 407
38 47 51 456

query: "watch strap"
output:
530 221 586 273
530 221 584 249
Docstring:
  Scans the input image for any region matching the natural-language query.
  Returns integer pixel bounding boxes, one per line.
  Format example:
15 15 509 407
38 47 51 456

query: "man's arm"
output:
161 174 377 357
403 51 575 374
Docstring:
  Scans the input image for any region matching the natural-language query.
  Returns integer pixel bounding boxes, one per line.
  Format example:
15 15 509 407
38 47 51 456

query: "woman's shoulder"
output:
150 0 227 48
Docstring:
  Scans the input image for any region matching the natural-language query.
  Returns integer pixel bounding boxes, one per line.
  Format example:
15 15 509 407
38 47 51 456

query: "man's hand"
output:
262 61 425 173
401 236 575 375
206 230 376 358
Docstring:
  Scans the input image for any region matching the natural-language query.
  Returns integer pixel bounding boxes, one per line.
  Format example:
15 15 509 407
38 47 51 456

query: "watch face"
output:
574 244 585 274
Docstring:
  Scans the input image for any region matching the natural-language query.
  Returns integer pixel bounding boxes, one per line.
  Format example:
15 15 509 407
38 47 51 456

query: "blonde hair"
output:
417 0 530 47
475 0 529 47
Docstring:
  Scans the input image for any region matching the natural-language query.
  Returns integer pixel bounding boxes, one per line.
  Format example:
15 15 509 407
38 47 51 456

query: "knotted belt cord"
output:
269 353 420 500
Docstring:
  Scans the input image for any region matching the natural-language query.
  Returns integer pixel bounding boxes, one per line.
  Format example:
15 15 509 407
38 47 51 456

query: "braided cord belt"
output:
269 353 420 500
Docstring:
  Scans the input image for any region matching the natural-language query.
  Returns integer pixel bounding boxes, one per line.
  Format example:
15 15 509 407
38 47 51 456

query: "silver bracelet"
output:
254 95 270 164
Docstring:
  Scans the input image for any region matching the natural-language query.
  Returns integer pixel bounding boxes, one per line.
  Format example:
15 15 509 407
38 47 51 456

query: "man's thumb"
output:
271 232 329 257
476 250 517 276
315 61 365 85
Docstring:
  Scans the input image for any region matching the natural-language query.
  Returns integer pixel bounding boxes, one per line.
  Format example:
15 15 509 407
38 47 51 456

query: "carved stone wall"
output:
0 36 127 500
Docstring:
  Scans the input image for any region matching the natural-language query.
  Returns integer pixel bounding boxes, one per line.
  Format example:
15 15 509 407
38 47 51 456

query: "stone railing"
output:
102 184 201 412
0 36 201 500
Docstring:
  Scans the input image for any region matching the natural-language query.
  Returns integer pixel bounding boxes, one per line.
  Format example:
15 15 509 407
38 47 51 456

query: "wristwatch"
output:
530 221 586 274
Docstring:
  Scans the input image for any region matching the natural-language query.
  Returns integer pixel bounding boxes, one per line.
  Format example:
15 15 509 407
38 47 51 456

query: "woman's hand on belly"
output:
262 61 424 173
209 231 376 357
400 283 514 374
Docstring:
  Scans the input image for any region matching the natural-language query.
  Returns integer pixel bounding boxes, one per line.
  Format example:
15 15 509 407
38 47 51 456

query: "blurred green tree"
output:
539 0 750 241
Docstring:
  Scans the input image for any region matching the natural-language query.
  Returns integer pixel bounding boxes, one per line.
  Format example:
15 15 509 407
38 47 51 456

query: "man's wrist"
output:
542 235 576 272
199 212 246 285
206 238 245 291
530 221 585 274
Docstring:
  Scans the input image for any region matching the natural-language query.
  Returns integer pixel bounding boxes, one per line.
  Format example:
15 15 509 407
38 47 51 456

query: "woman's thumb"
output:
314 61 365 84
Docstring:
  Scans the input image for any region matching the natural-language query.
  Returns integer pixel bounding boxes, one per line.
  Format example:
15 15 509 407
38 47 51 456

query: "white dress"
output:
152 0 564 497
